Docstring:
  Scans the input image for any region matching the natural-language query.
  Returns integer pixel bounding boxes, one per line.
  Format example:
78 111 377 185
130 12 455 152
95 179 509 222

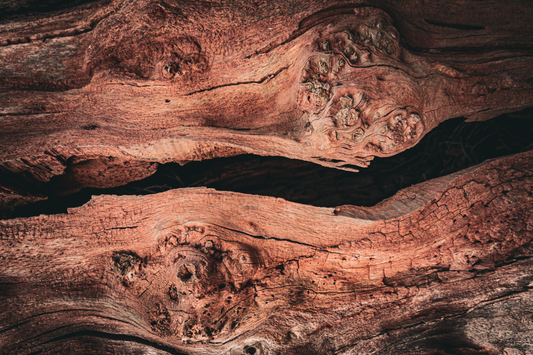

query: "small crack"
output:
184 66 289 96
105 226 138 230
0 0 126 48
33 329 185 355
212 294 254 327
465 287 533 314
0 25 94 47
0 111 65 117
210 223 320 249
110 82 166 88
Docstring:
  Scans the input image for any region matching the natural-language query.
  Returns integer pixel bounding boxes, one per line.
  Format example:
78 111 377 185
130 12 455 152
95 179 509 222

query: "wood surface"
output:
1 150 533 354
2 0 533 213
1 1 533 354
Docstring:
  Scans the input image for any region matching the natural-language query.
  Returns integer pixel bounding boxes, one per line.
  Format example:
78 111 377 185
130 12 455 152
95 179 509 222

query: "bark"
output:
1 0 533 212
1 151 533 354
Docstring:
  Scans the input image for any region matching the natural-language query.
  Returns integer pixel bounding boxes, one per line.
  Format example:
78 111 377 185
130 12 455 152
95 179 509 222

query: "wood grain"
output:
1 151 532 354
1 0 533 213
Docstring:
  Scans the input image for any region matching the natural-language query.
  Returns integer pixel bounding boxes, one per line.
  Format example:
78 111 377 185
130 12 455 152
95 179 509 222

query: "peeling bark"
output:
1 151 532 354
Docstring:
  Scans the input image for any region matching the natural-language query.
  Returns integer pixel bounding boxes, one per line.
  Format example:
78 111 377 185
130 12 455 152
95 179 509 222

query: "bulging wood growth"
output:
1 0 533 354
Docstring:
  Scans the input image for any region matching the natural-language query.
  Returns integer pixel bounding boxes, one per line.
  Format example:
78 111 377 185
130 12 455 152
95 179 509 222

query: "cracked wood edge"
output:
1 150 532 354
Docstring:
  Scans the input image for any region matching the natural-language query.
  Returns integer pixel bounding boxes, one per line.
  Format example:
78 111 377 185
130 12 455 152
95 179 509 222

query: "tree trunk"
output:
1 151 533 354
1 0 533 354
1 0 533 213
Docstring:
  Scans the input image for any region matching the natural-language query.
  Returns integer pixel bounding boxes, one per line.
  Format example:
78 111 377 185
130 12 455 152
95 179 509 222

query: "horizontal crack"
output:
211 223 320 249
185 66 289 96
0 111 65 117
105 226 138 230
32 330 186 355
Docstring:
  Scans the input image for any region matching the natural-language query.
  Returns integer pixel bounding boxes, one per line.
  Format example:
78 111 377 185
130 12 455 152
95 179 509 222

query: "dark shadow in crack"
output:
5 108 533 219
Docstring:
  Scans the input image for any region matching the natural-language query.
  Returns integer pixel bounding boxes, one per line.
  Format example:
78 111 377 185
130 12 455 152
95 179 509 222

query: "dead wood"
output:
1 0 533 212
1 1 533 354
1 151 532 354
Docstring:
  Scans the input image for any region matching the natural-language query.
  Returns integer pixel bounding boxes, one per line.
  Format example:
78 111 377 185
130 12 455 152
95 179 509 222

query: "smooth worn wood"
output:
1 0 533 213
1 151 532 354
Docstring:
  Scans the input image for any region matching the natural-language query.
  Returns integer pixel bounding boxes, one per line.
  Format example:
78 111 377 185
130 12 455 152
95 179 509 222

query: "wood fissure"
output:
1 0 533 214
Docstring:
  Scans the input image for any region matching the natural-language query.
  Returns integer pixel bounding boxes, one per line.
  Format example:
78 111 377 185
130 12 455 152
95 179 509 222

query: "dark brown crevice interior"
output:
5 109 533 220
0 0 108 22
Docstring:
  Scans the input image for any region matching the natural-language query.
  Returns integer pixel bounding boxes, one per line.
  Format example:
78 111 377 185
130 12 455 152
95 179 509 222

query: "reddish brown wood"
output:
1 1 533 353
1 151 532 354
1 0 533 212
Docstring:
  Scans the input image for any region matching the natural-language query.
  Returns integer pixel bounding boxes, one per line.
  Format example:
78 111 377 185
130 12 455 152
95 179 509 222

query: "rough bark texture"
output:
1 0 533 212
1 151 533 354
1 1 533 354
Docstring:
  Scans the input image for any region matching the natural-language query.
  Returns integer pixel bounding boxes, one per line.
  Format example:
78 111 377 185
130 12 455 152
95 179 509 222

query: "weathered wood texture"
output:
1 0 533 213
1 1 533 353
1 151 532 354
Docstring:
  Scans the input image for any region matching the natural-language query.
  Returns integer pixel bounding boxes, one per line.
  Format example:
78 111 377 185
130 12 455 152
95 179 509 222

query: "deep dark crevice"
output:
0 0 108 23
4 108 533 219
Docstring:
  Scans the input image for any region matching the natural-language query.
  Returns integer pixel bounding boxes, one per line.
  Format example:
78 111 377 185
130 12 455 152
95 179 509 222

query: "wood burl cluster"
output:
84 2 208 82
297 9 427 168
295 8 532 169
110 225 261 342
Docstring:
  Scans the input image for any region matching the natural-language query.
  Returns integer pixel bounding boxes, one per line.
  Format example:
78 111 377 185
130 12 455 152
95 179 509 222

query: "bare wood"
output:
1 150 532 354
1 0 533 212
2 1 533 352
